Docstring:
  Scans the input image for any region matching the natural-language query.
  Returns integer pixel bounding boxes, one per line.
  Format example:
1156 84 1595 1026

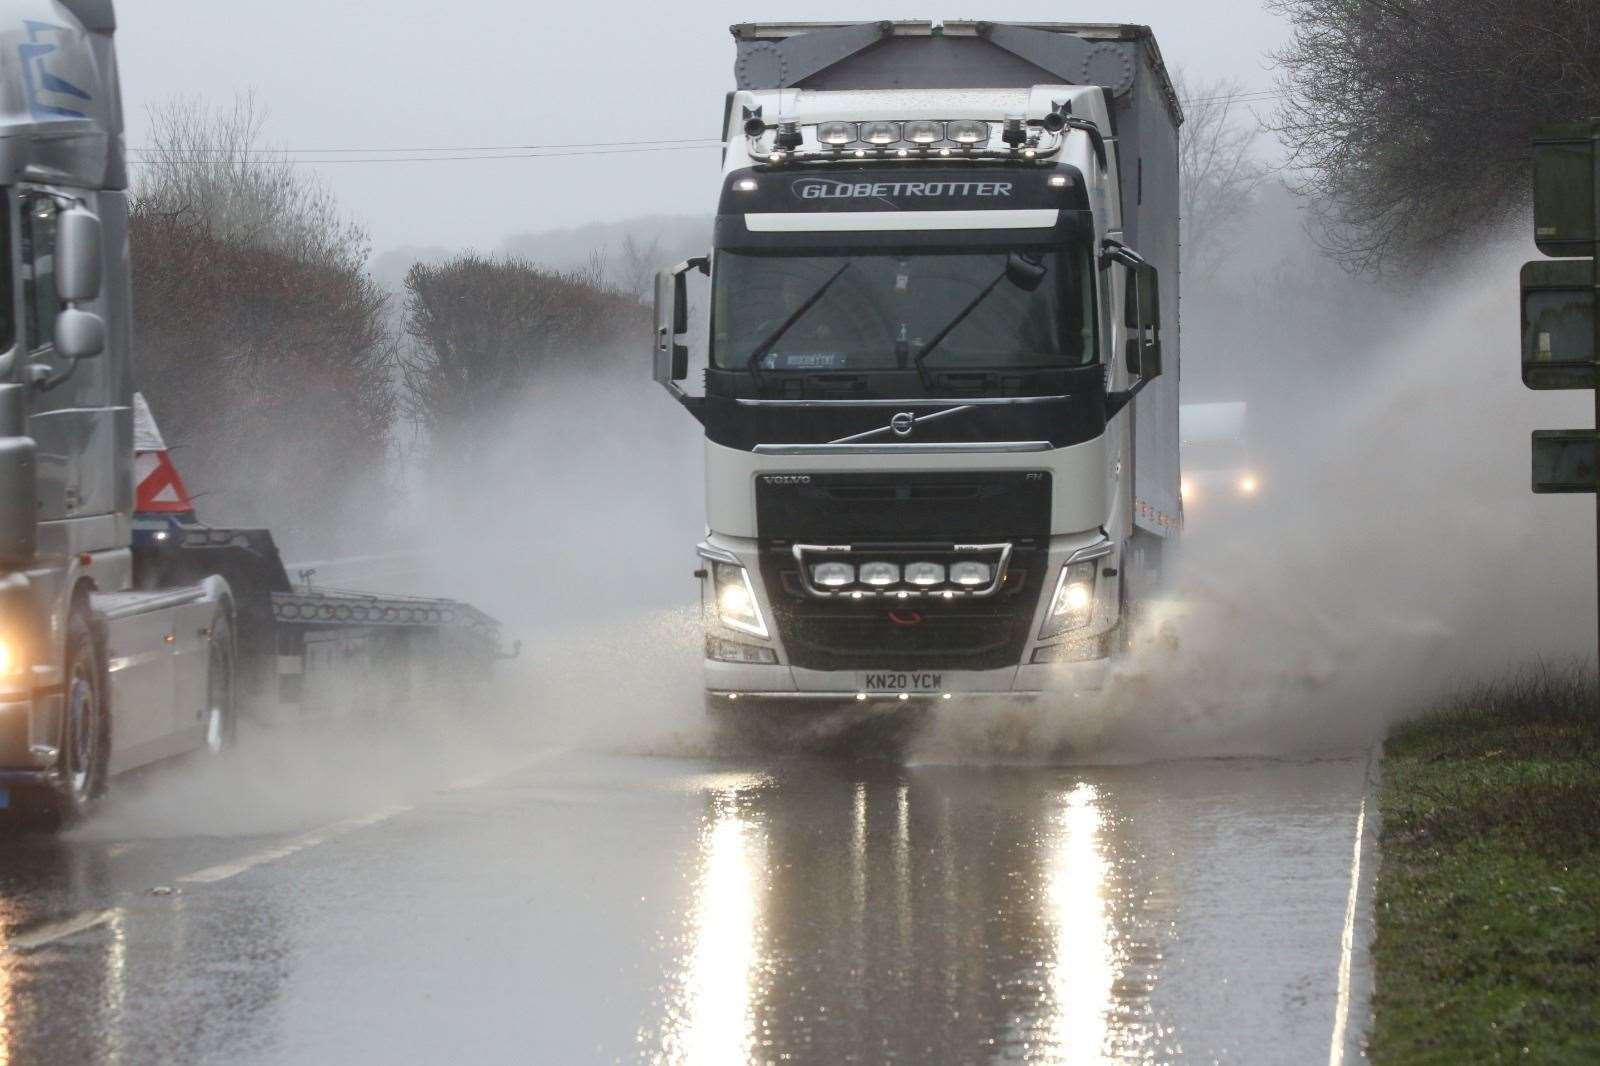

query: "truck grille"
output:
760 542 1046 671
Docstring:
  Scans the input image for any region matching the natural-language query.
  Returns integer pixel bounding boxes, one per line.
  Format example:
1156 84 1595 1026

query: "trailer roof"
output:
729 20 1180 126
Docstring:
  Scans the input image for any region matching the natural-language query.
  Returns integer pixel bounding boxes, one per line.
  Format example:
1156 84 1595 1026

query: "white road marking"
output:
4 908 117 953
175 750 565 886
1329 753 1375 1066
178 804 411 884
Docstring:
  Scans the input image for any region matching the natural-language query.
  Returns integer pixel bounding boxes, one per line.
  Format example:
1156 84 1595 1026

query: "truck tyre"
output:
204 613 236 754
46 606 109 824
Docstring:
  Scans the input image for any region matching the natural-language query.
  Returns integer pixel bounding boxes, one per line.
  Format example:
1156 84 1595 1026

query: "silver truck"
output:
654 21 1181 712
0 0 503 823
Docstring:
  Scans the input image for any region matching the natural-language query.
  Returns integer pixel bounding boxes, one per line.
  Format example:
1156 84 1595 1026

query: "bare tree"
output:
1266 0 1600 273
129 94 396 547
134 92 370 273
1175 72 1270 281
400 254 648 463
614 233 663 304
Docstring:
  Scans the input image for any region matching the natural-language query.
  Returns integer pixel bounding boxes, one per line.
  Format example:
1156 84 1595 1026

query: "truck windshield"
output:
711 245 1097 372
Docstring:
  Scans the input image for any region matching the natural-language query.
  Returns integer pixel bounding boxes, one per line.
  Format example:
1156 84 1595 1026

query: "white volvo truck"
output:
654 20 1181 712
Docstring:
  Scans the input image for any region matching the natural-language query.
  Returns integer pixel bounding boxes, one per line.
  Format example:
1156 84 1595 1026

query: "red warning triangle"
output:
132 392 197 516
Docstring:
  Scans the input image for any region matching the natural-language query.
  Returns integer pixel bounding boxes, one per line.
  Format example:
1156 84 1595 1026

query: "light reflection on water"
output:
653 788 769 1066
646 768 1170 1064
1041 782 1116 1064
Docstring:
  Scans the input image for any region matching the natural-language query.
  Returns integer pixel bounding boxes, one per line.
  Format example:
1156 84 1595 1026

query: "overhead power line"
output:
125 88 1287 167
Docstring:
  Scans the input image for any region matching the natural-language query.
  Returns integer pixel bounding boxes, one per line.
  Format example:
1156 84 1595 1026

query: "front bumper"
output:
705 647 1113 703
699 529 1119 701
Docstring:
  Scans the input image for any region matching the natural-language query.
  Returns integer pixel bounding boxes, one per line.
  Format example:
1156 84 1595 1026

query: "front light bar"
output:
791 543 1013 599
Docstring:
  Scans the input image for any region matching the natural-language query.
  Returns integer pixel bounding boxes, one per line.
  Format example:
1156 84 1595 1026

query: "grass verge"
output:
1370 662 1600 1063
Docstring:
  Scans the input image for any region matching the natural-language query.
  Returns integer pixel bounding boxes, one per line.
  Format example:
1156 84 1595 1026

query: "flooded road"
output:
0 747 1374 1064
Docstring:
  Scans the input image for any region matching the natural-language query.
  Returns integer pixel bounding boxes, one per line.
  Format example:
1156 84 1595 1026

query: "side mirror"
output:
54 308 105 360
56 205 102 303
1123 262 1162 381
653 256 709 415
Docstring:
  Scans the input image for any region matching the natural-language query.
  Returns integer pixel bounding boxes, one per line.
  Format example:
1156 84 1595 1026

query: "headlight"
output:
947 120 990 145
712 561 768 638
1237 474 1259 496
1040 559 1098 639
904 120 944 144
817 121 856 146
861 120 902 145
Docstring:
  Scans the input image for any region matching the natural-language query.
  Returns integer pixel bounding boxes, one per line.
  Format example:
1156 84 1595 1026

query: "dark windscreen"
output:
710 244 1097 372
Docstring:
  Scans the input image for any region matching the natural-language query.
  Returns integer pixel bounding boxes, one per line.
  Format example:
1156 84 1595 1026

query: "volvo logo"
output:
890 412 916 437
761 475 812 485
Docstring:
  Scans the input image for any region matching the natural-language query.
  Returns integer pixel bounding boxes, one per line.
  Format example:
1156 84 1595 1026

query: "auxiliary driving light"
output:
904 120 944 144
812 561 855 588
904 561 946 586
949 561 992 587
858 561 900 586
818 121 857 146
861 121 902 145
948 120 990 145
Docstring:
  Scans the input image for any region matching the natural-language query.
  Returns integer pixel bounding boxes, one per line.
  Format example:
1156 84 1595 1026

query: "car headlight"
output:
1040 559 1098 640
712 561 768 639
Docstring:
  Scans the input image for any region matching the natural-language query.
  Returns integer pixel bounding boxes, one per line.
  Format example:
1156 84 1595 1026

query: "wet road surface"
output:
0 746 1374 1064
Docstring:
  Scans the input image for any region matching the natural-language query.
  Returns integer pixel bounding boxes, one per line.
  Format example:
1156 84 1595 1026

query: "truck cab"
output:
0 0 234 820
655 21 1182 711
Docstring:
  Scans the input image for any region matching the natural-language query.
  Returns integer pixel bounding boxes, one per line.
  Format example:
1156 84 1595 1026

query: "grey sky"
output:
118 2 1289 255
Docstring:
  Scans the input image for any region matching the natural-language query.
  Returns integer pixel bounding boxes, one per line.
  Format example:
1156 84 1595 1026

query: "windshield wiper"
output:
745 262 852 378
914 252 1047 383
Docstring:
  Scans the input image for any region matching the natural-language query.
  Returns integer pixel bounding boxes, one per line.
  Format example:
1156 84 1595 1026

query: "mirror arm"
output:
1098 238 1146 270
26 356 81 393
1105 376 1149 419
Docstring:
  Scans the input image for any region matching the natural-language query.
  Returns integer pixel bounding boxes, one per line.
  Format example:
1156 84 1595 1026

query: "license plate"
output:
862 672 943 693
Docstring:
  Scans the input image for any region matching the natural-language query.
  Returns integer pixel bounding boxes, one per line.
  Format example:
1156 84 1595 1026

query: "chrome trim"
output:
736 394 1072 408
790 542 1013 599
695 543 741 565
1065 538 1115 564
754 441 1053 455
827 404 974 445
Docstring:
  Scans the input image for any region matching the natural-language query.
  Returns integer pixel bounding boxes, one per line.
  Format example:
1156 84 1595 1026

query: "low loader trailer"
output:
654 20 1182 714
0 0 503 823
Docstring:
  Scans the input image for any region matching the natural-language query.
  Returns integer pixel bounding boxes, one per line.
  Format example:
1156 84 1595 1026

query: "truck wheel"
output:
204 613 236 754
49 607 109 823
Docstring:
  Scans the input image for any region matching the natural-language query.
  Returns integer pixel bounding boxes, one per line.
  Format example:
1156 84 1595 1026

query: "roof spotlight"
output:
905 120 944 144
861 120 902 145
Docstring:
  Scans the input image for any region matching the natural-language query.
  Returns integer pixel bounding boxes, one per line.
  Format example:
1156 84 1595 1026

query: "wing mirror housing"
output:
653 255 709 416
56 205 103 302
29 201 105 391
1104 242 1162 417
